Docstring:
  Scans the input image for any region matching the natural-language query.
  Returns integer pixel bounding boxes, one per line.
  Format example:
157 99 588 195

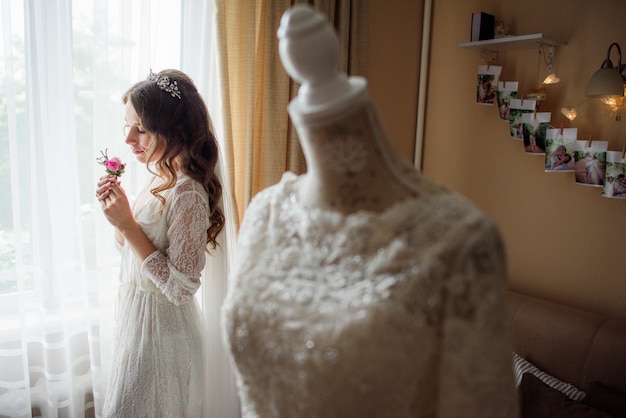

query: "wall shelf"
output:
458 33 566 51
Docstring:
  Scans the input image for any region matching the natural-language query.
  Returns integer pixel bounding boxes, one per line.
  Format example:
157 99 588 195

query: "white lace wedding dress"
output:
223 172 518 418
102 176 208 418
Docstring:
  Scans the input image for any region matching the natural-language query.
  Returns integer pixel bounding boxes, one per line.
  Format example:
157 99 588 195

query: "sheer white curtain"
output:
0 1 237 417
180 2 240 417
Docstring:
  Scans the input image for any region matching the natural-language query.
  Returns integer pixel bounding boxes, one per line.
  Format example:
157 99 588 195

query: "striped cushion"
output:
513 352 586 401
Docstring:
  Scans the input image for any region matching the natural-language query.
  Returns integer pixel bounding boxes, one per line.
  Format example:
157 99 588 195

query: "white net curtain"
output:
0 1 237 417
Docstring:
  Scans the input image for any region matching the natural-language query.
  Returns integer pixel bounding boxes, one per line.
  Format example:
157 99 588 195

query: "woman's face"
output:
124 100 165 164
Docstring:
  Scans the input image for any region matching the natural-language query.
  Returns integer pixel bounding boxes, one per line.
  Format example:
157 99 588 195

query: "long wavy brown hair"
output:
123 69 224 249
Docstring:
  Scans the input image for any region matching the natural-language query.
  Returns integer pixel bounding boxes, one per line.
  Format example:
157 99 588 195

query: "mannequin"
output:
222 5 519 418
275 3 434 214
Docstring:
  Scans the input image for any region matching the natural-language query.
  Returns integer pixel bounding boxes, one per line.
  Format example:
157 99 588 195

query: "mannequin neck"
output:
296 104 416 215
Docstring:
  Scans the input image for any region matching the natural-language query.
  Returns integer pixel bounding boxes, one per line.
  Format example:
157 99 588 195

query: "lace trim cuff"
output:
141 250 200 305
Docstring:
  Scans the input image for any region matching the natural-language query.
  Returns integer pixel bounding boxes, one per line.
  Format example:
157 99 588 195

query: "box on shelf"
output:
471 12 495 42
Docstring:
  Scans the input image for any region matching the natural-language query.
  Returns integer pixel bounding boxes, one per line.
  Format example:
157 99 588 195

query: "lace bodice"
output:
120 176 210 305
222 172 518 418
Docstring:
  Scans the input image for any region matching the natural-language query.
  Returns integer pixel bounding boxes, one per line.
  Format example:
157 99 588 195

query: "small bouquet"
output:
97 148 126 177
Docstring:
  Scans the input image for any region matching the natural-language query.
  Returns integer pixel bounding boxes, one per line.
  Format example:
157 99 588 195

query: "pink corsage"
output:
97 149 126 177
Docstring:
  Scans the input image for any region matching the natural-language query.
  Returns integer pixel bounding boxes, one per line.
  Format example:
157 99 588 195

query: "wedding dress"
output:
102 176 206 417
222 5 518 417
222 171 517 417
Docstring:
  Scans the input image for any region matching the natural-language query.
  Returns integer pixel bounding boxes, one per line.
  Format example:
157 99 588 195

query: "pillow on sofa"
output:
520 374 614 418
513 352 586 401
582 381 626 417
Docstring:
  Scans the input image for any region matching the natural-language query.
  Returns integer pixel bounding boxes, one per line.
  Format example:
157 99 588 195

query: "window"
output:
0 0 182 315
0 1 203 414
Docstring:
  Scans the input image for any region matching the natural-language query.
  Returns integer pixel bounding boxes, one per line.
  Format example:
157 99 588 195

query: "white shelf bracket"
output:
480 49 498 65
538 42 556 72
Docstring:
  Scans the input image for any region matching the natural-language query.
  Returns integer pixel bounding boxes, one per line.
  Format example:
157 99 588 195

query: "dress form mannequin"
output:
222 5 519 418
276 4 438 214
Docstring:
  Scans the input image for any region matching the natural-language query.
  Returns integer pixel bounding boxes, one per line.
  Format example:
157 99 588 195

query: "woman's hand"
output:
96 175 135 231
96 175 117 201
96 175 157 262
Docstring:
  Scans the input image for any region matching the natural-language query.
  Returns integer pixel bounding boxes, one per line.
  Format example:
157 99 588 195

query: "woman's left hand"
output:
97 176 135 231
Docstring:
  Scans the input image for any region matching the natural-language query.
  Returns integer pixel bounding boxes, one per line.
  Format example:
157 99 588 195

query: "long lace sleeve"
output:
140 188 210 305
437 218 519 418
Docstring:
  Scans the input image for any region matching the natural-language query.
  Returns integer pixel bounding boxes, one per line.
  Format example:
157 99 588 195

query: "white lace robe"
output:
102 176 208 418
223 172 519 418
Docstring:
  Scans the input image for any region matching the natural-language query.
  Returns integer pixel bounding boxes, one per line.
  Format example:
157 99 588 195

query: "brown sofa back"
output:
508 291 626 393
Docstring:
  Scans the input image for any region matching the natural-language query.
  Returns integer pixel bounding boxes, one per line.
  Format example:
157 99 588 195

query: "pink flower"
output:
97 149 126 177
105 158 122 173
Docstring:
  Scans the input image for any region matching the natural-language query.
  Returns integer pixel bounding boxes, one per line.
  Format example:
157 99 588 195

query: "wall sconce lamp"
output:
585 42 626 121
600 85 626 118
586 42 626 96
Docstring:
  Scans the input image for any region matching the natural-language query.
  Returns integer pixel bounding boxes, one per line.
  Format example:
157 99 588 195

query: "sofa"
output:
507 290 626 417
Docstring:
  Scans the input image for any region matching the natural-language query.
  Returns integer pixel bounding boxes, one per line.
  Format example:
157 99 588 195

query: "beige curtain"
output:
215 0 368 227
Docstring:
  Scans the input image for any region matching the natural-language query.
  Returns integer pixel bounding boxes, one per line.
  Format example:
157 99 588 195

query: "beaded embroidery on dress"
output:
102 176 208 417
222 172 518 418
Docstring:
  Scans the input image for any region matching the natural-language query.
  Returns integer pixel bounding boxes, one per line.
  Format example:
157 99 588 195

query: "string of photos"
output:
476 62 626 200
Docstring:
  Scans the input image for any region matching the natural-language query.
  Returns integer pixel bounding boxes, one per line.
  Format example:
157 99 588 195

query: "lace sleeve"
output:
437 218 519 418
140 189 209 305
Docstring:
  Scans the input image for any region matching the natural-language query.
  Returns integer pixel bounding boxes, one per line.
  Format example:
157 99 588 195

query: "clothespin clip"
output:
621 145 625 159
587 135 593 148
560 123 564 136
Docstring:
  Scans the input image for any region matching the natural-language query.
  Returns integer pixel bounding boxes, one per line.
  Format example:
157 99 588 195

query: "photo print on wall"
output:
545 128 577 172
521 112 550 154
476 65 502 105
509 98 536 140
602 151 626 199
572 140 609 187
496 81 518 122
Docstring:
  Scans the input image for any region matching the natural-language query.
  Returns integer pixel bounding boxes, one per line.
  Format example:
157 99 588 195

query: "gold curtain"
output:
215 0 368 227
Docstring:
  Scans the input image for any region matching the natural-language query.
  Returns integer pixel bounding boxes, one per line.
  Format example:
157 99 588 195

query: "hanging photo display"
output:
476 65 502 105
508 98 536 140
602 151 626 199
572 140 609 187
545 128 577 172
521 112 550 154
469 57 623 201
496 81 519 122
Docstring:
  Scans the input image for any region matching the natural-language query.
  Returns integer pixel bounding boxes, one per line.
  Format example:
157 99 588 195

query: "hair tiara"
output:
146 69 182 100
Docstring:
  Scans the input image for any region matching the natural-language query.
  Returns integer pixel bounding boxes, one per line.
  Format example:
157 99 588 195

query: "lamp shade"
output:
586 42 625 98
586 67 625 97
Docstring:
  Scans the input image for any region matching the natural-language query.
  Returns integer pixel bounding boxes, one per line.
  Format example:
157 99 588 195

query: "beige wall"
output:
368 0 626 320
367 1 423 159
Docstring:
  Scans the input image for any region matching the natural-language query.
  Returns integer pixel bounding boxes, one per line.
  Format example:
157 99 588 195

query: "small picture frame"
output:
572 140 609 187
476 65 502 106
